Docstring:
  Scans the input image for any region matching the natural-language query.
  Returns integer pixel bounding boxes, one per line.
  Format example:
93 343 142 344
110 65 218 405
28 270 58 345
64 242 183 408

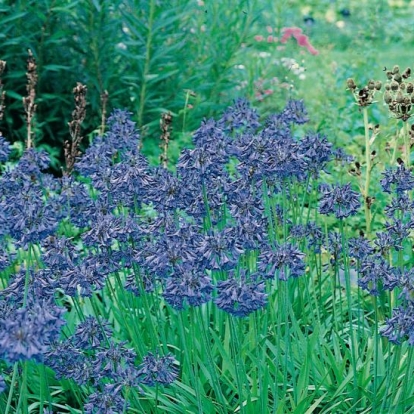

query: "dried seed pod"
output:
391 81 399 91
384 91 392 104
367 80 375 90
411 94 414 104
400 82 406 91
393 65 400 74
403 67 412 79
394 73 402 83
407 83 414 93
347 78 356 89
404 96 411 105
396 91 404 103
385 83 391 90
386 71 393 80
374 81 382 90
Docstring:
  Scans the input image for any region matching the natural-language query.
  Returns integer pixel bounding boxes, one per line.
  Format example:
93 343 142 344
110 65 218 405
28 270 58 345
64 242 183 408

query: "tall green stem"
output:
339 220 358 409
403 121 410 167
137 0 155 130
363 107 372 237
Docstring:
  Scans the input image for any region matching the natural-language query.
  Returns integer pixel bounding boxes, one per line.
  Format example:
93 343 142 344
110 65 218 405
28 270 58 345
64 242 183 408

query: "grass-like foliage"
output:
1 96 414 413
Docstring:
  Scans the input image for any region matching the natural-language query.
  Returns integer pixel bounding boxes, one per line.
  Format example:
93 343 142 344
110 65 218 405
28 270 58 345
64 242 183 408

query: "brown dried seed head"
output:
408 83 414 93
400 82 406 91
386 71 393 80
375 81 382 90
393 65 400 74
367 80 375 90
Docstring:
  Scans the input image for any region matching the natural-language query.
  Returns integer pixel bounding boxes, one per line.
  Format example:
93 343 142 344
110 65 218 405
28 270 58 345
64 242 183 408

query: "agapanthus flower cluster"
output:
136 351 179 386
258 242 305 280
0 299 66 363
0 134 11 163
319 182 361 219
215 271 267 317
380 164 414 195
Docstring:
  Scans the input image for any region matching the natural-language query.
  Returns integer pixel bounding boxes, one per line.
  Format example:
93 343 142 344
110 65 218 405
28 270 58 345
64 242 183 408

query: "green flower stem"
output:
339 219 359 407
363 107 372 237
403 120 410 166
401 345 413 412
373 295 379 413
4 363 19 414
229 317 247 414
178 311 204 414
137 0 155 130
196 307 227 414
15 362 28 414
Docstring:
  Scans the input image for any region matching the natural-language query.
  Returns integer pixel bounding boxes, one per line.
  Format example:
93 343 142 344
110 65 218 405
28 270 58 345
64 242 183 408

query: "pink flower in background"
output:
254 35 265 42
280 27 319 55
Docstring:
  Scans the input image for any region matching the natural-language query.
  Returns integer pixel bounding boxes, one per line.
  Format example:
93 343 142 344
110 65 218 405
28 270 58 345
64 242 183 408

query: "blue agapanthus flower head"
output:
258 242 305 280
282 99 309 125
219 97 261 132
299 132 333 178
381 301 414 345
136 351 179 386
0 134 12 163
163 264 214 310
215 270 267 317
84 383 127 414
319 182 361 219
0 300 66 363
380 164 414 195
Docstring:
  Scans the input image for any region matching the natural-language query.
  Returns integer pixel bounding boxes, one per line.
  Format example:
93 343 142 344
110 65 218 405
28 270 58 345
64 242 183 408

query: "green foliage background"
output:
1 0 414 168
